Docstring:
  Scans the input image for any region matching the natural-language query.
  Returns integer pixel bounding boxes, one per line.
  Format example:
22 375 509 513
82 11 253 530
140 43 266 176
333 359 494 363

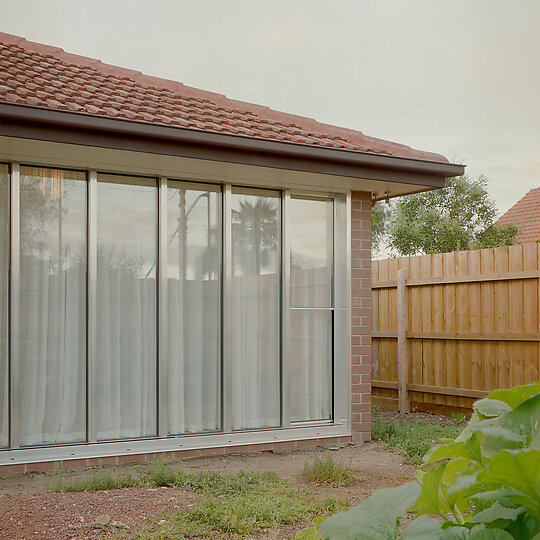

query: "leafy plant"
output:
298 382 540 539
304 454 357 486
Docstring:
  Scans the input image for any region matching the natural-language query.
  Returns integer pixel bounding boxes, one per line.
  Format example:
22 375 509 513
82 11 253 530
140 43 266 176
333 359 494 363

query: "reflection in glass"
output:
18 167 87 445
167 182 221 434
0 165 8 446
290 310 332 422
96 175 157 439
290 197 333 308
231 188 280 429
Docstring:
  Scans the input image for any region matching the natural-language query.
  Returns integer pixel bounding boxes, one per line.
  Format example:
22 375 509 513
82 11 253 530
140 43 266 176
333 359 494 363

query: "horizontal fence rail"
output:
372 244 540 415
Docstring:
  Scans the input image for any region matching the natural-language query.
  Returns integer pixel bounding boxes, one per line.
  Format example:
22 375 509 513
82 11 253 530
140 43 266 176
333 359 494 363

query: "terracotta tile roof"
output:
0 32 448 163
497 187 540 243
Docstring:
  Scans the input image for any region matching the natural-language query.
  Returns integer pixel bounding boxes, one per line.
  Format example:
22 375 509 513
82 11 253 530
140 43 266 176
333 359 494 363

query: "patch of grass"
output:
50 459 349 537
371 413 461 464
47 464 136 492
304 453 357 486
134 474 347 538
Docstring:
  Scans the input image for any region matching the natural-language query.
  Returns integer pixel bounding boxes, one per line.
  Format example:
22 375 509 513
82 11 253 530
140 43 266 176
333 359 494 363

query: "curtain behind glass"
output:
167 182 220 434
96 175 157 440
0 165 8 446
18 167 87 445
231 188 280 429
290 311 332 421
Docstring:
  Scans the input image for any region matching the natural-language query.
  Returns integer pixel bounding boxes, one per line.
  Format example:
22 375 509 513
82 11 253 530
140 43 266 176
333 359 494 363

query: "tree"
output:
232 198 279 275
379 175 518 257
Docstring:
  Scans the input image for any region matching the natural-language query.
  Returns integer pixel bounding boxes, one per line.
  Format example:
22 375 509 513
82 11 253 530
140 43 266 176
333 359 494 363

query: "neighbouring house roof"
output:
497 187 540 243
0 32 464 190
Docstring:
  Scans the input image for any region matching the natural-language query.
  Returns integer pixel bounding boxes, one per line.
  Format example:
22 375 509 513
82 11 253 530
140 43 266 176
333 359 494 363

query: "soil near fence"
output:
0 442 415 539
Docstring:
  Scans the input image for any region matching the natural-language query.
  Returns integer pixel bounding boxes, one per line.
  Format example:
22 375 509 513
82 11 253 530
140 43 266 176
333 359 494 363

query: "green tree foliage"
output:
377 176 518 256
297 382 540 539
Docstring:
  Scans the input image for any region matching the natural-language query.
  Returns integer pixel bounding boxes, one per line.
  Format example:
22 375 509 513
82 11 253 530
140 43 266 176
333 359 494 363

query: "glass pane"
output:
290 197 333 308
96 174 157 440
231 188 280 429
18 166 87 445
290 310 332 422
167 182 221 434
0 165 8 447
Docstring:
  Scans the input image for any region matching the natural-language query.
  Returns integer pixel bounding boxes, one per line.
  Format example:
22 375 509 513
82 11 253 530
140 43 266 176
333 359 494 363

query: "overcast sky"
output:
2 0 539 214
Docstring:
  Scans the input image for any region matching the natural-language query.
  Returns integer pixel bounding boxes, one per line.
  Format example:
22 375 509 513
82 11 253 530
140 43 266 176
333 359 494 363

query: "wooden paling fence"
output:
371 244 540 415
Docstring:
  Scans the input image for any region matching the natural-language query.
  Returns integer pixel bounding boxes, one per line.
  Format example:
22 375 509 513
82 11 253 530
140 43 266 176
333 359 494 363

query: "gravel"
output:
0 486 197 539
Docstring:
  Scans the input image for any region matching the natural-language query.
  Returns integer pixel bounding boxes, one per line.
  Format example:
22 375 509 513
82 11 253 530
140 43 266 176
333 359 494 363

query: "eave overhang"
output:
0 103 465 189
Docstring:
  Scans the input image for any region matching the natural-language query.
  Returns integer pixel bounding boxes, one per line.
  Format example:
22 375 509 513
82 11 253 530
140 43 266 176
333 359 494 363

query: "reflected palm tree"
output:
232 198 278 275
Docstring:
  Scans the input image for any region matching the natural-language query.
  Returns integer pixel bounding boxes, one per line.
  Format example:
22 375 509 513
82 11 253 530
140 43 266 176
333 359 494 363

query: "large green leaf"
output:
424 432 483 465
468 529 514 539
474 398 512 418
469 501 523 525
487 383 540 409
474 449 540 520
400 516 442 539
319 482 420 540
496 392 540 439
411 463 455 519
480 450 540 500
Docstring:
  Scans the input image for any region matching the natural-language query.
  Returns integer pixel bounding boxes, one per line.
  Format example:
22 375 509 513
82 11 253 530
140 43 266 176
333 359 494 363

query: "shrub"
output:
298 382 540 539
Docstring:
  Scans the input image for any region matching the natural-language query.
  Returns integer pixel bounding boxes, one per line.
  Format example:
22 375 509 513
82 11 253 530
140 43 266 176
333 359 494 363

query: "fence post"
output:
397 268 410 413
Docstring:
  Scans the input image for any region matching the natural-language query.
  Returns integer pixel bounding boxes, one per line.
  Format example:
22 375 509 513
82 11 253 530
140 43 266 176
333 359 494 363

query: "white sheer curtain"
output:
166 183 220 434
95 176 157 440
0 165 9 446
289 197 334 422
17 167 87 445
289 309 332 422
231 189 280 429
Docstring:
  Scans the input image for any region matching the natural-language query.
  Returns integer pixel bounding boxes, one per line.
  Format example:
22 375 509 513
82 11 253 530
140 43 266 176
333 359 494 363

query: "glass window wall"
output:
0 164 348 451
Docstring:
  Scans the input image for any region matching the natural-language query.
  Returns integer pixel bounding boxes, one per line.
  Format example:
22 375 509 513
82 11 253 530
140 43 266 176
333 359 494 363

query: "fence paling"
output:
371 244 540 413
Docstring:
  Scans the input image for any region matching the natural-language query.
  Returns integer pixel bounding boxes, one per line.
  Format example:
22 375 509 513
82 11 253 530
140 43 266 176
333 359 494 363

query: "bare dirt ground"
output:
0 441 415 539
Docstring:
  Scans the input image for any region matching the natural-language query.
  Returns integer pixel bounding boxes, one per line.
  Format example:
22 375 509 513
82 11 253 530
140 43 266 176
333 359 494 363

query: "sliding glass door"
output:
166 181 221 434
18 167 87 445
0 165 8 447
96 174 158 440
231 188 281 429
289 196 334 422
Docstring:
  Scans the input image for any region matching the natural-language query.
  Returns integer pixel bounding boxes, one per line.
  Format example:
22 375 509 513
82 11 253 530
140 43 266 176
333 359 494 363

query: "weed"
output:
371 413 461 464
304 454 357 486
450 411 466 423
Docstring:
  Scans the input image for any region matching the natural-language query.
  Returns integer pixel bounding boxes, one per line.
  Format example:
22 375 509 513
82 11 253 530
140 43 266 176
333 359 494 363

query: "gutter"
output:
0 103 465 187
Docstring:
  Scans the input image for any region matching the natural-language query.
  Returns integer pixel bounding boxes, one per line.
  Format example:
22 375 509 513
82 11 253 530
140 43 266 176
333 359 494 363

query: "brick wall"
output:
350 191 372 443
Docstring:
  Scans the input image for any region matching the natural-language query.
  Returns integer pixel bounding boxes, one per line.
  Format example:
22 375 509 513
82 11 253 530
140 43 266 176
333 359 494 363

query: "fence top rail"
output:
372 269 540 289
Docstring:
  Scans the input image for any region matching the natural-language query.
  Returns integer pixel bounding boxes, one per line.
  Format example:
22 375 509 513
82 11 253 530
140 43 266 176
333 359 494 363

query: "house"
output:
0 32 464 472
497 187 540 243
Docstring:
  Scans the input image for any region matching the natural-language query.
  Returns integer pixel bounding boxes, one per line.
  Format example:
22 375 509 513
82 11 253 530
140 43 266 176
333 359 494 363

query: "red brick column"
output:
351 191 372 443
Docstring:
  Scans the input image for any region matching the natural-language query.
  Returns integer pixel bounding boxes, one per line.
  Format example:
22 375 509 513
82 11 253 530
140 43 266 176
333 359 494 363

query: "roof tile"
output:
497 187 540 243
0 31 449 162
